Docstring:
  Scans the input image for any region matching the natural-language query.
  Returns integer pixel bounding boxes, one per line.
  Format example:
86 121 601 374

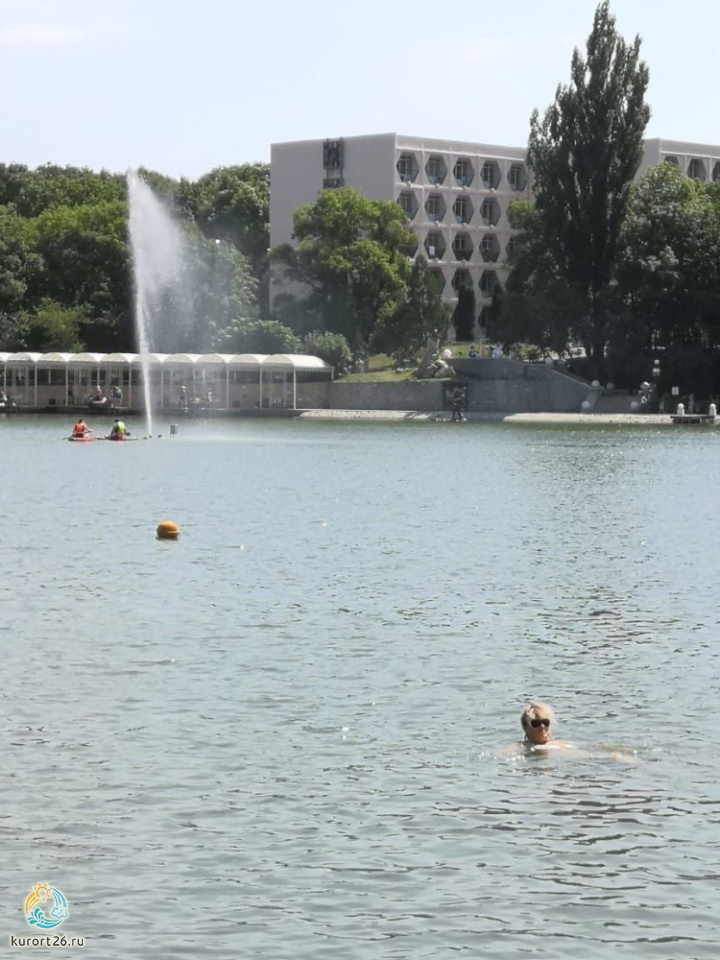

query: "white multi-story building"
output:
639 138 720 182
270 133 530 336
270 133 720 338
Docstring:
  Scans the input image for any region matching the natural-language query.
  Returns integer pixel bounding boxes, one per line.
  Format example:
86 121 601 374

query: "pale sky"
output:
2 0 717 179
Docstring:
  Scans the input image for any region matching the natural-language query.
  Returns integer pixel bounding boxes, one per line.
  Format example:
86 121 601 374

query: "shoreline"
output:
0 406 708 426
297 410 689 425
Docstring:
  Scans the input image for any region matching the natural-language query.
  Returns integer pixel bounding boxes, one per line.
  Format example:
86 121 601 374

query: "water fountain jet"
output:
127 171 197 437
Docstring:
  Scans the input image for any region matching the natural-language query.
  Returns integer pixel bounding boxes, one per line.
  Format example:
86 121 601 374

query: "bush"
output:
218 318 301 354
303 331 352 376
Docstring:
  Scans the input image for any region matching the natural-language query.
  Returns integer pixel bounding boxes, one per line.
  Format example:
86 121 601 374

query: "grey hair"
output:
521 701 554 730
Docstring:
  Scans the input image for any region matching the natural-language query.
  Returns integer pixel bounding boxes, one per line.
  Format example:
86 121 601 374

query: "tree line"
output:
0 162 274 352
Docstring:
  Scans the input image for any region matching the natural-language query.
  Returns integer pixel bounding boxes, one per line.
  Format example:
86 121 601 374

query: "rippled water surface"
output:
2 415 720 958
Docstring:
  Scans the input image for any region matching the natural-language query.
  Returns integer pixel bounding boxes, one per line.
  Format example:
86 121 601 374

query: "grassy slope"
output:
338 344 487 382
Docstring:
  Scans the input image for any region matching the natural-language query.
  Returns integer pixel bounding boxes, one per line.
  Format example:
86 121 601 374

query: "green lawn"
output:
338 345 487 382
340 354 416 383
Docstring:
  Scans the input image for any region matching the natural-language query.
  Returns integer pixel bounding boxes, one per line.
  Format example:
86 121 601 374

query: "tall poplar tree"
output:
453 283 476 342
527 1 650 376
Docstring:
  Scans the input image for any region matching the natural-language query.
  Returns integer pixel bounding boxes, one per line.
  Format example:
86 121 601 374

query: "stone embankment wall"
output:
295 382 332 409
456 360 590 414
326 380 444 411
301 360 590 413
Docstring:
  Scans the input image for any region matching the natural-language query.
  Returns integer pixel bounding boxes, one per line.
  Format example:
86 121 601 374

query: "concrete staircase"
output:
592 393 636 414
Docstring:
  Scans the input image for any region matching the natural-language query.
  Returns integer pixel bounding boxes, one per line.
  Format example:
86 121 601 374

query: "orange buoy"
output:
156 520 180 540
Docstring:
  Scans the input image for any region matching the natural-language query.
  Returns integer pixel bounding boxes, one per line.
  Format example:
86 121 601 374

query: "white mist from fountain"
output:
127 170 197 437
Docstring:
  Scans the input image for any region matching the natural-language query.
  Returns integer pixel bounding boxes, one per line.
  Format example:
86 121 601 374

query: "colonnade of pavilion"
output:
0 352 333 411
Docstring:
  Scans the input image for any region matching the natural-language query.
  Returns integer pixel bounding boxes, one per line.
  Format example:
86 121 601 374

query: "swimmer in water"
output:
497 701 574 758
520 702 573 750
499 701 638 762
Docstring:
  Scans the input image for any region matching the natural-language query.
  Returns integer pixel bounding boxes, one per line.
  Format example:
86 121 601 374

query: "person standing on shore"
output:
451 386 466 421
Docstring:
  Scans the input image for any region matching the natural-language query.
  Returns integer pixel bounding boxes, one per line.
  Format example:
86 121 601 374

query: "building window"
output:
507 163 527 191
453 158 474 187
426 193 446 221
426 155 447 184
453 196 473 224
688 158 707 181
397 152 419 183
480 233 501 263
424 231 446 259
452 232 473 261
480 197 501 226
664 155 679 167
480 160 501 189
398 191 418 219
480 270 499 297
452 269 472 294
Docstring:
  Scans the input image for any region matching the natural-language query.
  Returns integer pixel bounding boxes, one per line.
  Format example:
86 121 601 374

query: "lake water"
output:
2 415 719 958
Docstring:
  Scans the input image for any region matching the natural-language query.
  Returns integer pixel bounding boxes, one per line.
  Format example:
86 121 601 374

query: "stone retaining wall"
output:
327 380 444 411
320 360 590 413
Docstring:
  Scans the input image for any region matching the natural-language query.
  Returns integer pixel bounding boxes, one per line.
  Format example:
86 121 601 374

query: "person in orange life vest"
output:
72 418 92 438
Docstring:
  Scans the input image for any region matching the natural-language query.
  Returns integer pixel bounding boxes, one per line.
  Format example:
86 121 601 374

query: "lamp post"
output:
651 357 661 410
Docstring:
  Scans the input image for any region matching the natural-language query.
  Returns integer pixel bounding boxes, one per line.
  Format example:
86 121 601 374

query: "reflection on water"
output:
1 416 720 957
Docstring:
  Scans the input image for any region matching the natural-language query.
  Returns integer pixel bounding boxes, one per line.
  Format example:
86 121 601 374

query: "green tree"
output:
303 330 352 376
26 200 131 348
0 164 29 211
0 207 41 318
523 0 650 376
0 164 269 354
492 199 588 356
374 255 451 364
615 162 720 391
271 188 413 351
218 318 301 354
188 165 270 290
186 233 260 352
0 164 125 217
22 298 86 351
0 312 29 351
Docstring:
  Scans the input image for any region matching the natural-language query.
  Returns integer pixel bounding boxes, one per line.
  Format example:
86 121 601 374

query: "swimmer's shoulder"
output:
496 739 577 759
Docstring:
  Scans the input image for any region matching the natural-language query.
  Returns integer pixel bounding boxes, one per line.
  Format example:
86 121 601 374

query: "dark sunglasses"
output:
530 718 550 728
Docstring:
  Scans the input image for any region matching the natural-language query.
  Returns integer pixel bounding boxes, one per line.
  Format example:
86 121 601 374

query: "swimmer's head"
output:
521 702 553 744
